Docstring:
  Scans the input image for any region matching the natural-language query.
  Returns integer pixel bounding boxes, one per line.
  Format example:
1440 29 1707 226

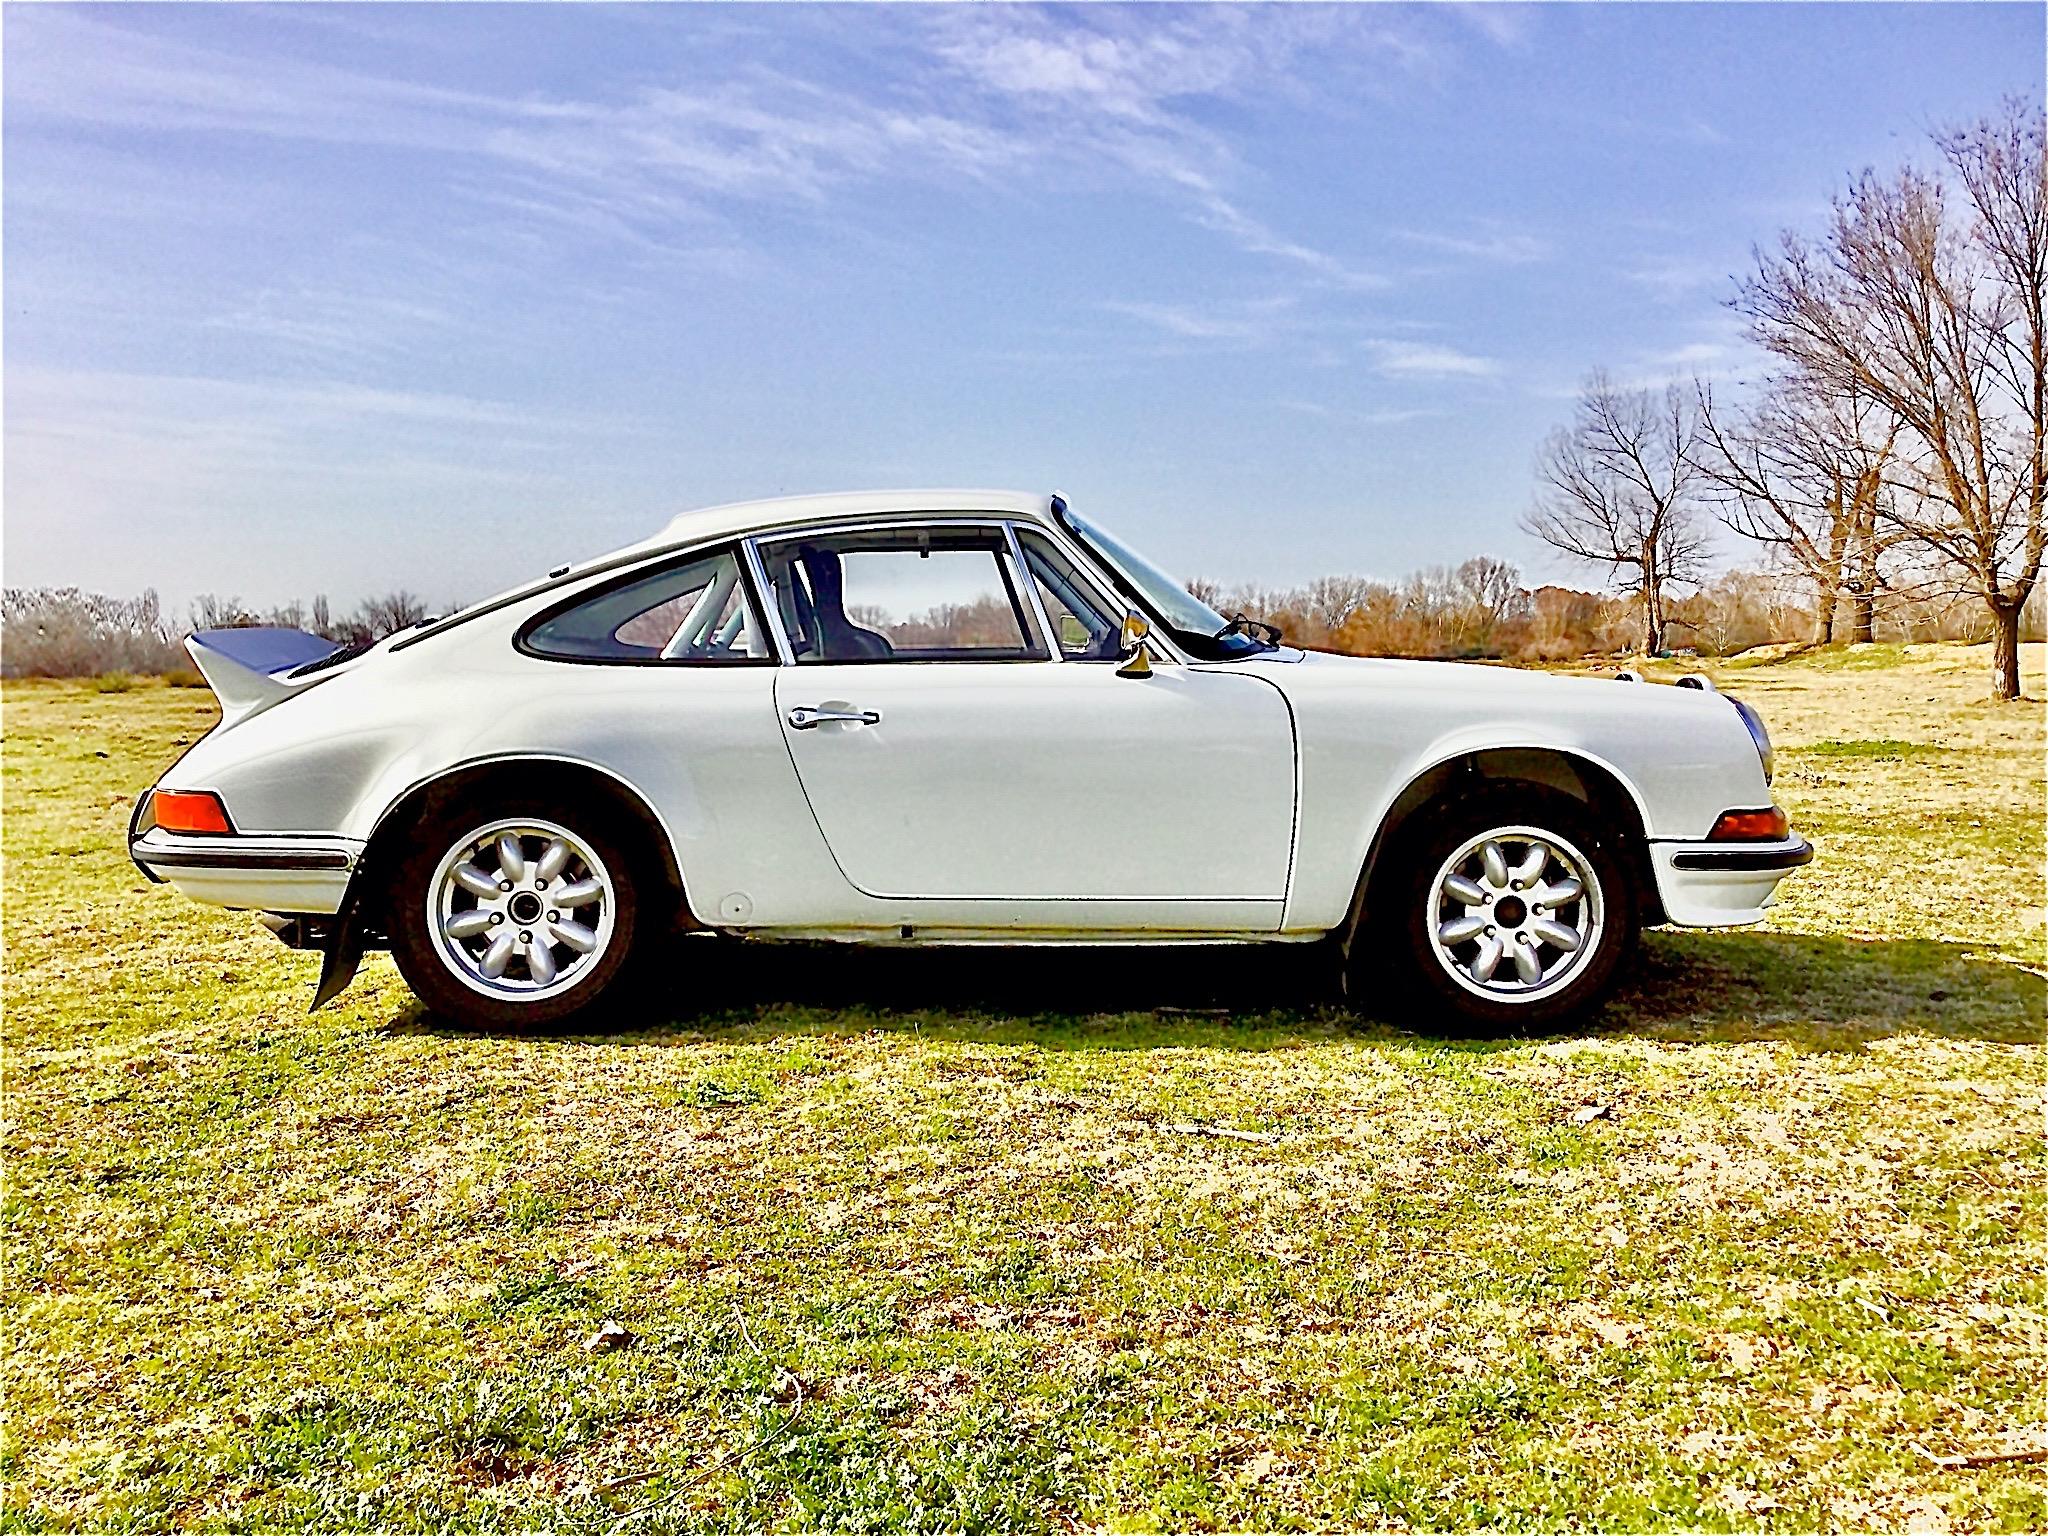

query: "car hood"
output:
1233 646 1746 723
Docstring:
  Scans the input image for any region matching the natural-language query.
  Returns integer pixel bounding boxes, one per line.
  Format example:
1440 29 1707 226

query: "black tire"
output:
1352 784 1637 1035
388 802 640 1028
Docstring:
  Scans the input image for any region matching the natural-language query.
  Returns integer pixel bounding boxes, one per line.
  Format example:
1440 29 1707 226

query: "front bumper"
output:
1649 837 1814 927
129 825 361 914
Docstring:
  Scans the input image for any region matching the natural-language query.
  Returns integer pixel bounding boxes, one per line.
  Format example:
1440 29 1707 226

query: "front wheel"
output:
389 809 639 1027
1359 787 1636 1034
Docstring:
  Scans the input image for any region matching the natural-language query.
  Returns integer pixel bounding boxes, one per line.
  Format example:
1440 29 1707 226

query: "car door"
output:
754 520 1297 907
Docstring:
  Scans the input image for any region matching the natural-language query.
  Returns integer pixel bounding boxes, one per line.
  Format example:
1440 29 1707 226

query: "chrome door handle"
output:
788 705 881 730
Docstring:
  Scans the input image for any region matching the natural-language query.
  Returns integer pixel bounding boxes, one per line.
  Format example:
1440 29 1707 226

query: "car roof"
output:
382 487 1064 655
640 488 1061 552
389 490 1064 659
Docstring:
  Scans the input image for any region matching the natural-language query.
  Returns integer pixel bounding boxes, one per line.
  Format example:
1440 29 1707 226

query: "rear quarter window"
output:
522 547 769 664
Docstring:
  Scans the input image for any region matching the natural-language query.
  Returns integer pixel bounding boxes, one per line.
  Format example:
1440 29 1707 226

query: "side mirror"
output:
1115 611 1153 678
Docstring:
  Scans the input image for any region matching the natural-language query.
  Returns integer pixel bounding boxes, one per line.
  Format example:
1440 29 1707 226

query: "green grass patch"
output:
1775 641 1916 672
1795 738 1952 760
3 654 2042 1532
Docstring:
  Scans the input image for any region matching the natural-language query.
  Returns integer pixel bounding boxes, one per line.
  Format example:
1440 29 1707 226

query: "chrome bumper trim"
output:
1667 838 1815 873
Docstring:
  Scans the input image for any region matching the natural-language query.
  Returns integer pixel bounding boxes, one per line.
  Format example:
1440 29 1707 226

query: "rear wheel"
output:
390 808 639 1027
1356 786 1635 1034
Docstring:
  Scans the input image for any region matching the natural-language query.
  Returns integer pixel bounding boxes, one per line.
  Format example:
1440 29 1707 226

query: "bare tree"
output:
1447 556 1527 653
189 593 257 630
354 590 429 638
1298 574 1381 638
1693 378 1902 644
1522 375 1712 654
1737 99 2046 699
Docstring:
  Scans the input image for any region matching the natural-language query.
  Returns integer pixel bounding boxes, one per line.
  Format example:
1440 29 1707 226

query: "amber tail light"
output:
1707 807 1790 842
153 790 235 835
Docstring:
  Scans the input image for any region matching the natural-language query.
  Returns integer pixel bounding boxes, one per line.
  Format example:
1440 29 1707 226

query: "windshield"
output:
1059 507 1271 660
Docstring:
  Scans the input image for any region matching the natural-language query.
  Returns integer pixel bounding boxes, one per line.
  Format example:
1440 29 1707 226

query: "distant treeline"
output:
0 588 432 679
1190 559 2045 663
3 567 2038 680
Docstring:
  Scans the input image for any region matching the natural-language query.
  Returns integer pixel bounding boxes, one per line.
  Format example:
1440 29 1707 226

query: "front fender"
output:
1284 720 1673 934
1390 724 1658 839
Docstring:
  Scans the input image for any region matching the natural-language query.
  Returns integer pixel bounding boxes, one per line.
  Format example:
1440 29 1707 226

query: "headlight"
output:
1731 697 1774 784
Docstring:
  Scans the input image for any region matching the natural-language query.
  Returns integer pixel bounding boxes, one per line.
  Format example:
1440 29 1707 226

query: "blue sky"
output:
4 2 2037 613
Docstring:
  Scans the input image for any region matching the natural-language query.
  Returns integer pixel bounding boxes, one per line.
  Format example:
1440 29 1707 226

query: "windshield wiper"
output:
1214 611 1283 649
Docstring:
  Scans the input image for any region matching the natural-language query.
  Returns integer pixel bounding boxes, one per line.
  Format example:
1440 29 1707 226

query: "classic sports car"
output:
130 491 1810 1031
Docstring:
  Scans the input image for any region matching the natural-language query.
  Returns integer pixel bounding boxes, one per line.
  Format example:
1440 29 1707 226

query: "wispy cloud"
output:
203 287 459 364
1181 179 1388 288
1599 341 1756 393
1621 256 1740 301
1103 297 1293 344
1640 341 1735 371
928 7 1408 286
7 4 1440 289
1399 226 1551 265
1526 320 1761 399
1279 400 1443 426
1365 339 1503 380
1443 4 1539 50
484 73 1028 212
1570 107 1729 149
8 367 642 481
1099 294 1308 349
1101 303 1504 374
931 15 1261 118
5 9 521 149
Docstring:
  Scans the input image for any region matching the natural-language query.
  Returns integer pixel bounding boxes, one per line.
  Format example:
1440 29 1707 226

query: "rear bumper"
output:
1650 837 1814 927
130 826 360 914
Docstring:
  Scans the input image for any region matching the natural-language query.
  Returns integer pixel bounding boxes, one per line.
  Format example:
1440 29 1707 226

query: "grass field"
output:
4 643 2043 1532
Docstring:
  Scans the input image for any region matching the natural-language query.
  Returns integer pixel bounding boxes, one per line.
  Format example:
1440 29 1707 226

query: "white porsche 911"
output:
130 490 1810 1032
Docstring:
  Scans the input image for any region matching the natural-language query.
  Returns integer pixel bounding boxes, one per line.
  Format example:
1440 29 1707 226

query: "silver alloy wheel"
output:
1426 824 1605 1003
426 817 617 1002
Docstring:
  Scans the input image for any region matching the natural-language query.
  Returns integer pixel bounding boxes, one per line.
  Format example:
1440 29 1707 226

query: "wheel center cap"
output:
508 891 544 924
1494 895 1527 927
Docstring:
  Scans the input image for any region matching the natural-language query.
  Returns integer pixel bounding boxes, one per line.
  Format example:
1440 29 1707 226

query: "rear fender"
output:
303 753 690 1012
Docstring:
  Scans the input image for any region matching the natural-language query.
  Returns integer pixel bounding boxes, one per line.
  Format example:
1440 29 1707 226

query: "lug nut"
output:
490 912 504 924
519 930 532 943
1484 925 1496 937
547 910 559 922
499 880 513 892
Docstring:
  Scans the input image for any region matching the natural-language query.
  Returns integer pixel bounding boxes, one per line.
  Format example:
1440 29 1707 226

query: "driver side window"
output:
756 526 1048 663
1017 529 1122 660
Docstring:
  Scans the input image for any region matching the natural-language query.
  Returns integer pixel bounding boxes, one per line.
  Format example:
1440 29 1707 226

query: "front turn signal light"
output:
1707 807 1790 842
153 789 235 835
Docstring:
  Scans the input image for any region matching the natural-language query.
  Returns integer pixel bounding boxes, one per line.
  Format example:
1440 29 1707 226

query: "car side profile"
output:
129 491 1812 1031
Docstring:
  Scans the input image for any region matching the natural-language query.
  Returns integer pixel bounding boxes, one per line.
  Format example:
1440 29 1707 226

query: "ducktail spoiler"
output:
186 627 342 725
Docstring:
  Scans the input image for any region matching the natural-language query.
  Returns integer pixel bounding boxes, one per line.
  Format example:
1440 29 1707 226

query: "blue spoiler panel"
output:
190 626 341 674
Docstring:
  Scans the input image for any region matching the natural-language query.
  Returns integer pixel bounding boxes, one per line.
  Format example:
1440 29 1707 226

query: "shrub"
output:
0 589 186 678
